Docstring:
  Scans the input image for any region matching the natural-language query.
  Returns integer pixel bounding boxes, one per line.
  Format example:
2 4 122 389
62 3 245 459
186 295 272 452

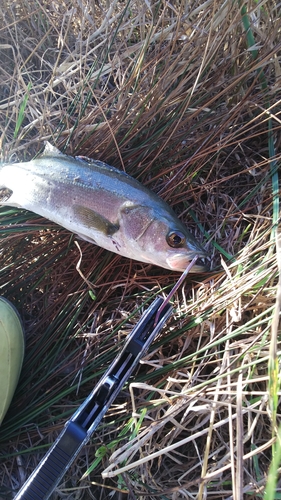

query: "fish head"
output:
119 203 208 272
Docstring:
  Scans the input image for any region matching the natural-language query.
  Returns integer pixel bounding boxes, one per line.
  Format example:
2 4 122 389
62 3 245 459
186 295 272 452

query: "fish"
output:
0 142 208 272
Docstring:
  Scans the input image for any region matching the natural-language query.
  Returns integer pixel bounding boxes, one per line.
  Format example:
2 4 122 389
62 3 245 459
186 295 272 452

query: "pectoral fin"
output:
73 204 119 236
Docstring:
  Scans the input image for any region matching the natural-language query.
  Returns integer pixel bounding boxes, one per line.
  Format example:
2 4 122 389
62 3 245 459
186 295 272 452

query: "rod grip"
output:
14 422 87 500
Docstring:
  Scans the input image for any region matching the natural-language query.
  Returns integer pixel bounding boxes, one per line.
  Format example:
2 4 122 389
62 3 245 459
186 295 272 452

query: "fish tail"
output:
0 166 14 203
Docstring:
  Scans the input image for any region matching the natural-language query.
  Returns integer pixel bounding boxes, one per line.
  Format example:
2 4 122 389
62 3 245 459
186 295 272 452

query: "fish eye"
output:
166 231 186 248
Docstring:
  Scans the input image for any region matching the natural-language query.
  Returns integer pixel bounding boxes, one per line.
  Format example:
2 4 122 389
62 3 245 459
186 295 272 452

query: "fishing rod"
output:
14 257 198 500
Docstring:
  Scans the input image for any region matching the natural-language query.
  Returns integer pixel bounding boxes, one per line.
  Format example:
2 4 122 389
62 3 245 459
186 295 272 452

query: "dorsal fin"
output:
41 141 67 158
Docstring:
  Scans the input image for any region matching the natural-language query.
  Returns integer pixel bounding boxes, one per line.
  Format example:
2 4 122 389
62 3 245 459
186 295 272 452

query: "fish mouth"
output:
166 252 209 273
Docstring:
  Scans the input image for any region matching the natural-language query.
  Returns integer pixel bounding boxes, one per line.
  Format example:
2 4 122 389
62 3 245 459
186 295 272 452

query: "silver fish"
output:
0 142 207 272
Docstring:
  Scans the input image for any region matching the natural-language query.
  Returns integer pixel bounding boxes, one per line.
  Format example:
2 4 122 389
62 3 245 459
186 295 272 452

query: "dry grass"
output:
0 0 280 499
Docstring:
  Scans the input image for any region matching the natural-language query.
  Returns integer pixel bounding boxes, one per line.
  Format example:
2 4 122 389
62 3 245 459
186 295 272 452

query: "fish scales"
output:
0 142 208 272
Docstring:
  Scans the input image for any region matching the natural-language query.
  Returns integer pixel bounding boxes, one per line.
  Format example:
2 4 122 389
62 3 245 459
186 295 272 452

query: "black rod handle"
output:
15 422 87 500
